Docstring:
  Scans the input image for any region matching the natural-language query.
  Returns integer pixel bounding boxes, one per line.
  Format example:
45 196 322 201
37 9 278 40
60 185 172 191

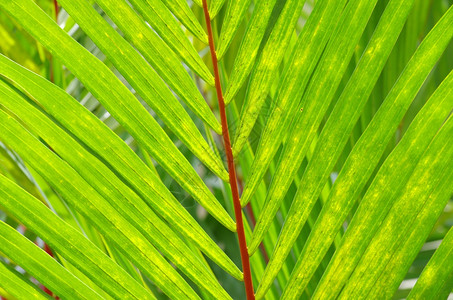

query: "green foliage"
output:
0 0 452 299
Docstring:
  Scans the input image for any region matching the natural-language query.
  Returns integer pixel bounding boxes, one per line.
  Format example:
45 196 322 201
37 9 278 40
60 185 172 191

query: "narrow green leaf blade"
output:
216 0 252 59
94 0 220 133
57 0 225 169
209 0 226 19
0 81 232 300
128 0 214 85
0 54 242 280
367 180 453 298
312 6 453 297
286 67 453 299
0 0 235 231
0 174 156 300
0 110 201 300
0 261 52 300
0 221 103 300
192 0 202 8
227 99 291 290
161 0 209 43
253 1 416 297
223 0 278 103
338 115 453 299
231 0 307 156
239 0 347 207
407 226 453 300
249 0 379 261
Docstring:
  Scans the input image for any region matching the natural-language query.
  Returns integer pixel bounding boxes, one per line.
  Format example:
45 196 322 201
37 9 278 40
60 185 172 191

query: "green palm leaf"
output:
0 54 241 281
0 174 156 299
239 0 347 208
94 0 218 132
0 261 52 300
248 0 381 259
0 108 204 299
231 0 306 156
216 0 252 60
161 0 208 43
287 67 453 299
127 0 214 85
0 221 104 300
0 0 235 231
223 0 278 103
0 0 452 298
338 114 453 299
0 79 235 299
408 226 453 299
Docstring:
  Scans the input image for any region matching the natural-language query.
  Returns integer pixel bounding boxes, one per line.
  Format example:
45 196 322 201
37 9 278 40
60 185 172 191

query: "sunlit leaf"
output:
0 261 52 300
231 0 306 156
0 174 156 300
408 226 453 300
0 221 104 300
0 0 451 298
0 54 242 281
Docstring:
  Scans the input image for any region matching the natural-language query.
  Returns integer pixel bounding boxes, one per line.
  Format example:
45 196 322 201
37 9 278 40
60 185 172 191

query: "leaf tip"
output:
247 238 260 257
216 44 227 61
224 90 233 105
239 190 250 208
232 135 246 158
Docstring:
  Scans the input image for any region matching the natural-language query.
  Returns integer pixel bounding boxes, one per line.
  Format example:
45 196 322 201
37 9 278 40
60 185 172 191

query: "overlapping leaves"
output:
0 0 452 299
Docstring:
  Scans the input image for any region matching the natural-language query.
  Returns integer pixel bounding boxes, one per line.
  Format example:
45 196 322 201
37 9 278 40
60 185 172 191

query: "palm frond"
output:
0 0 452 298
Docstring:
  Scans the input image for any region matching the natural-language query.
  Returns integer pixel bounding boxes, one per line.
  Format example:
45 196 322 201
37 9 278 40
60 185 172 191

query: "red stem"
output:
53 0 59 18
201 1 255 299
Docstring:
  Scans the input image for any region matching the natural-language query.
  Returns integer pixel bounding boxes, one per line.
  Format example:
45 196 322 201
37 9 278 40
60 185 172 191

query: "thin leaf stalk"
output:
202 0 255 298
53 0 59 18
